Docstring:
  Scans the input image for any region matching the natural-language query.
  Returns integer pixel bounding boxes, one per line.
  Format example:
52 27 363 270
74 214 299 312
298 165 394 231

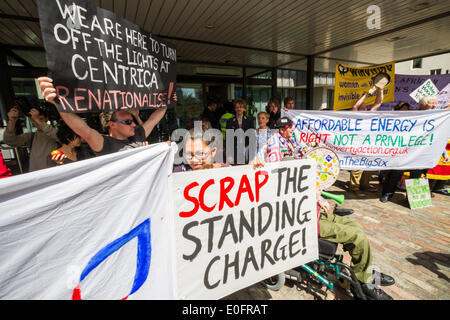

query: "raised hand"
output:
38 77 57 106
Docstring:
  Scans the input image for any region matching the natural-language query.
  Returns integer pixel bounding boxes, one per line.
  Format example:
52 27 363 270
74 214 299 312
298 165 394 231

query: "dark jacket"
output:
268 111 281 129
225 115 255 131
202 107 223 130
225 115 255 165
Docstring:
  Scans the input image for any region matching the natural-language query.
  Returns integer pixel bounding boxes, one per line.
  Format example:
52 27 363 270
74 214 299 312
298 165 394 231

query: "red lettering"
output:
103 90 112 111
134 92 143 108
88 89 102 111
74 88 88 112
142 93 149 106
109 90 121 109
179 182 200 218
300 132 306 143
255 170 269 202
125 92 134 109
234 174 254 206
199 179 216 212
55 86 74 111
219 177 235 211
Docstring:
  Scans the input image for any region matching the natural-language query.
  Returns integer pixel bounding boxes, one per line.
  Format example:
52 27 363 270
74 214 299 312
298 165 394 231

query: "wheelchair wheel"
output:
261 273 286 291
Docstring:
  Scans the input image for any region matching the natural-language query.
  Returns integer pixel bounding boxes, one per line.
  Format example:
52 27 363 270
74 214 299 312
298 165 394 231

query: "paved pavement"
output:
224 171 450 300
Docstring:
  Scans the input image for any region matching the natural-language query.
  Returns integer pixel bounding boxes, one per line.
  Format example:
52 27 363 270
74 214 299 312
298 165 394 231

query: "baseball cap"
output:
274 117 293 128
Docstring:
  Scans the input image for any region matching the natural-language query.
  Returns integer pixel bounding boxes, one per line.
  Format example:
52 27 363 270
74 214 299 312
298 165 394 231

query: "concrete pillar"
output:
0 48 14 125
306 55 315 110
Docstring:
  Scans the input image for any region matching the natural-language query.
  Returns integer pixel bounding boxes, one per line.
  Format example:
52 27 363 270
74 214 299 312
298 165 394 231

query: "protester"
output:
173 128 225 172
173 127 264 172
3 104 59 172
418 96 438 110
38 77 169 157
266 98 281 128
219 101 234 140
259 116 304 162
283 96 295 111
406 95 440 195
259 116 395 300
349 87 384 196
316 193 394 300
226 98 255 165
200 119 212 131
201 99 222 130
0 149 12 179
255 111 272 160
379 102 410 202
47 124 84 167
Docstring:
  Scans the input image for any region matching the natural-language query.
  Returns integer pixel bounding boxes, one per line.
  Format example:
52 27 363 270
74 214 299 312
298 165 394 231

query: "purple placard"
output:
379 74 450 110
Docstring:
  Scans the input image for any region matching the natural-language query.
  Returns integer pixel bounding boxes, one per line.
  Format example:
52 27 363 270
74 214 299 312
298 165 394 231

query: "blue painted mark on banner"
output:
73 219 152 300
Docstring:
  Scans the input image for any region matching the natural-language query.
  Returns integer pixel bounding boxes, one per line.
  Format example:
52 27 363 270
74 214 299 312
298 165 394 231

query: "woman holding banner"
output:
349 87 384 196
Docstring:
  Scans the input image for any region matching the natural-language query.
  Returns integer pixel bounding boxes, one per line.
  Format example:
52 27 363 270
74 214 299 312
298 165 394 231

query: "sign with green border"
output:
405 178 432 209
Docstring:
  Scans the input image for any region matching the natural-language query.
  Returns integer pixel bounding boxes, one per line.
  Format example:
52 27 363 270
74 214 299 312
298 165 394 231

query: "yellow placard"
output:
333 61 395 110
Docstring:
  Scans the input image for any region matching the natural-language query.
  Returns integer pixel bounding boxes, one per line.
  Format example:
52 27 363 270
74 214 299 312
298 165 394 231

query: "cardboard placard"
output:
38 0 177 113
405 178 433 209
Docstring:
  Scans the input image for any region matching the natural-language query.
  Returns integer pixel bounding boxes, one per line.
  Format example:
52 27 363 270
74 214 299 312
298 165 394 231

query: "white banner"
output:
170 160 318 300
0 143 176 300
285 110 450 170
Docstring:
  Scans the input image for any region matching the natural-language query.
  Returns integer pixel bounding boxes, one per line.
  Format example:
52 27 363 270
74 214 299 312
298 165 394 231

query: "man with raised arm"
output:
349 86 384 196
38 77 170 156
3 104 59 172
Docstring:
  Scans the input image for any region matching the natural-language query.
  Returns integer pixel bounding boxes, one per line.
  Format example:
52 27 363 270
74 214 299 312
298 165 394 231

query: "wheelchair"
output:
262 238 368 300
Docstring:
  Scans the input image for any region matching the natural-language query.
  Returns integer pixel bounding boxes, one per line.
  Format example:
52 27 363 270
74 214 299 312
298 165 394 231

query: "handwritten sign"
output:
409 79 440 103
170 161 318 300
405 178 432 209
285 110 450 170
333 61 395 110
380 74 450 110
436 83 450 109
38 0 177 113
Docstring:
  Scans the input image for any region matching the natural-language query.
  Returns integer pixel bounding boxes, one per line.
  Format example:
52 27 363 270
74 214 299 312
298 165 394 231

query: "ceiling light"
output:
386 36 406 42
205 24 215 30
410 0 437 11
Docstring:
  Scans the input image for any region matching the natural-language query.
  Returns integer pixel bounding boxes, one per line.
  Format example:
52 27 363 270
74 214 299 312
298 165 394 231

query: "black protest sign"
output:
38 0 177 113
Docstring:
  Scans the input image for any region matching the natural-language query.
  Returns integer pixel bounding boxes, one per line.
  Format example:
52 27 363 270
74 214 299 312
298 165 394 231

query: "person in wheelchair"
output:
262 117 395 300
317 194 395 300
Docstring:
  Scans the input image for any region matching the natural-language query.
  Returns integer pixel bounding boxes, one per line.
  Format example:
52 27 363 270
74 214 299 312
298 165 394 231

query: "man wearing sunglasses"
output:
38 77 171 156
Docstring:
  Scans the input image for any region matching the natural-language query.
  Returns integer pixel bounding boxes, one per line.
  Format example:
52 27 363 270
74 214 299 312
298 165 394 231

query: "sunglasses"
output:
114 119 134 125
